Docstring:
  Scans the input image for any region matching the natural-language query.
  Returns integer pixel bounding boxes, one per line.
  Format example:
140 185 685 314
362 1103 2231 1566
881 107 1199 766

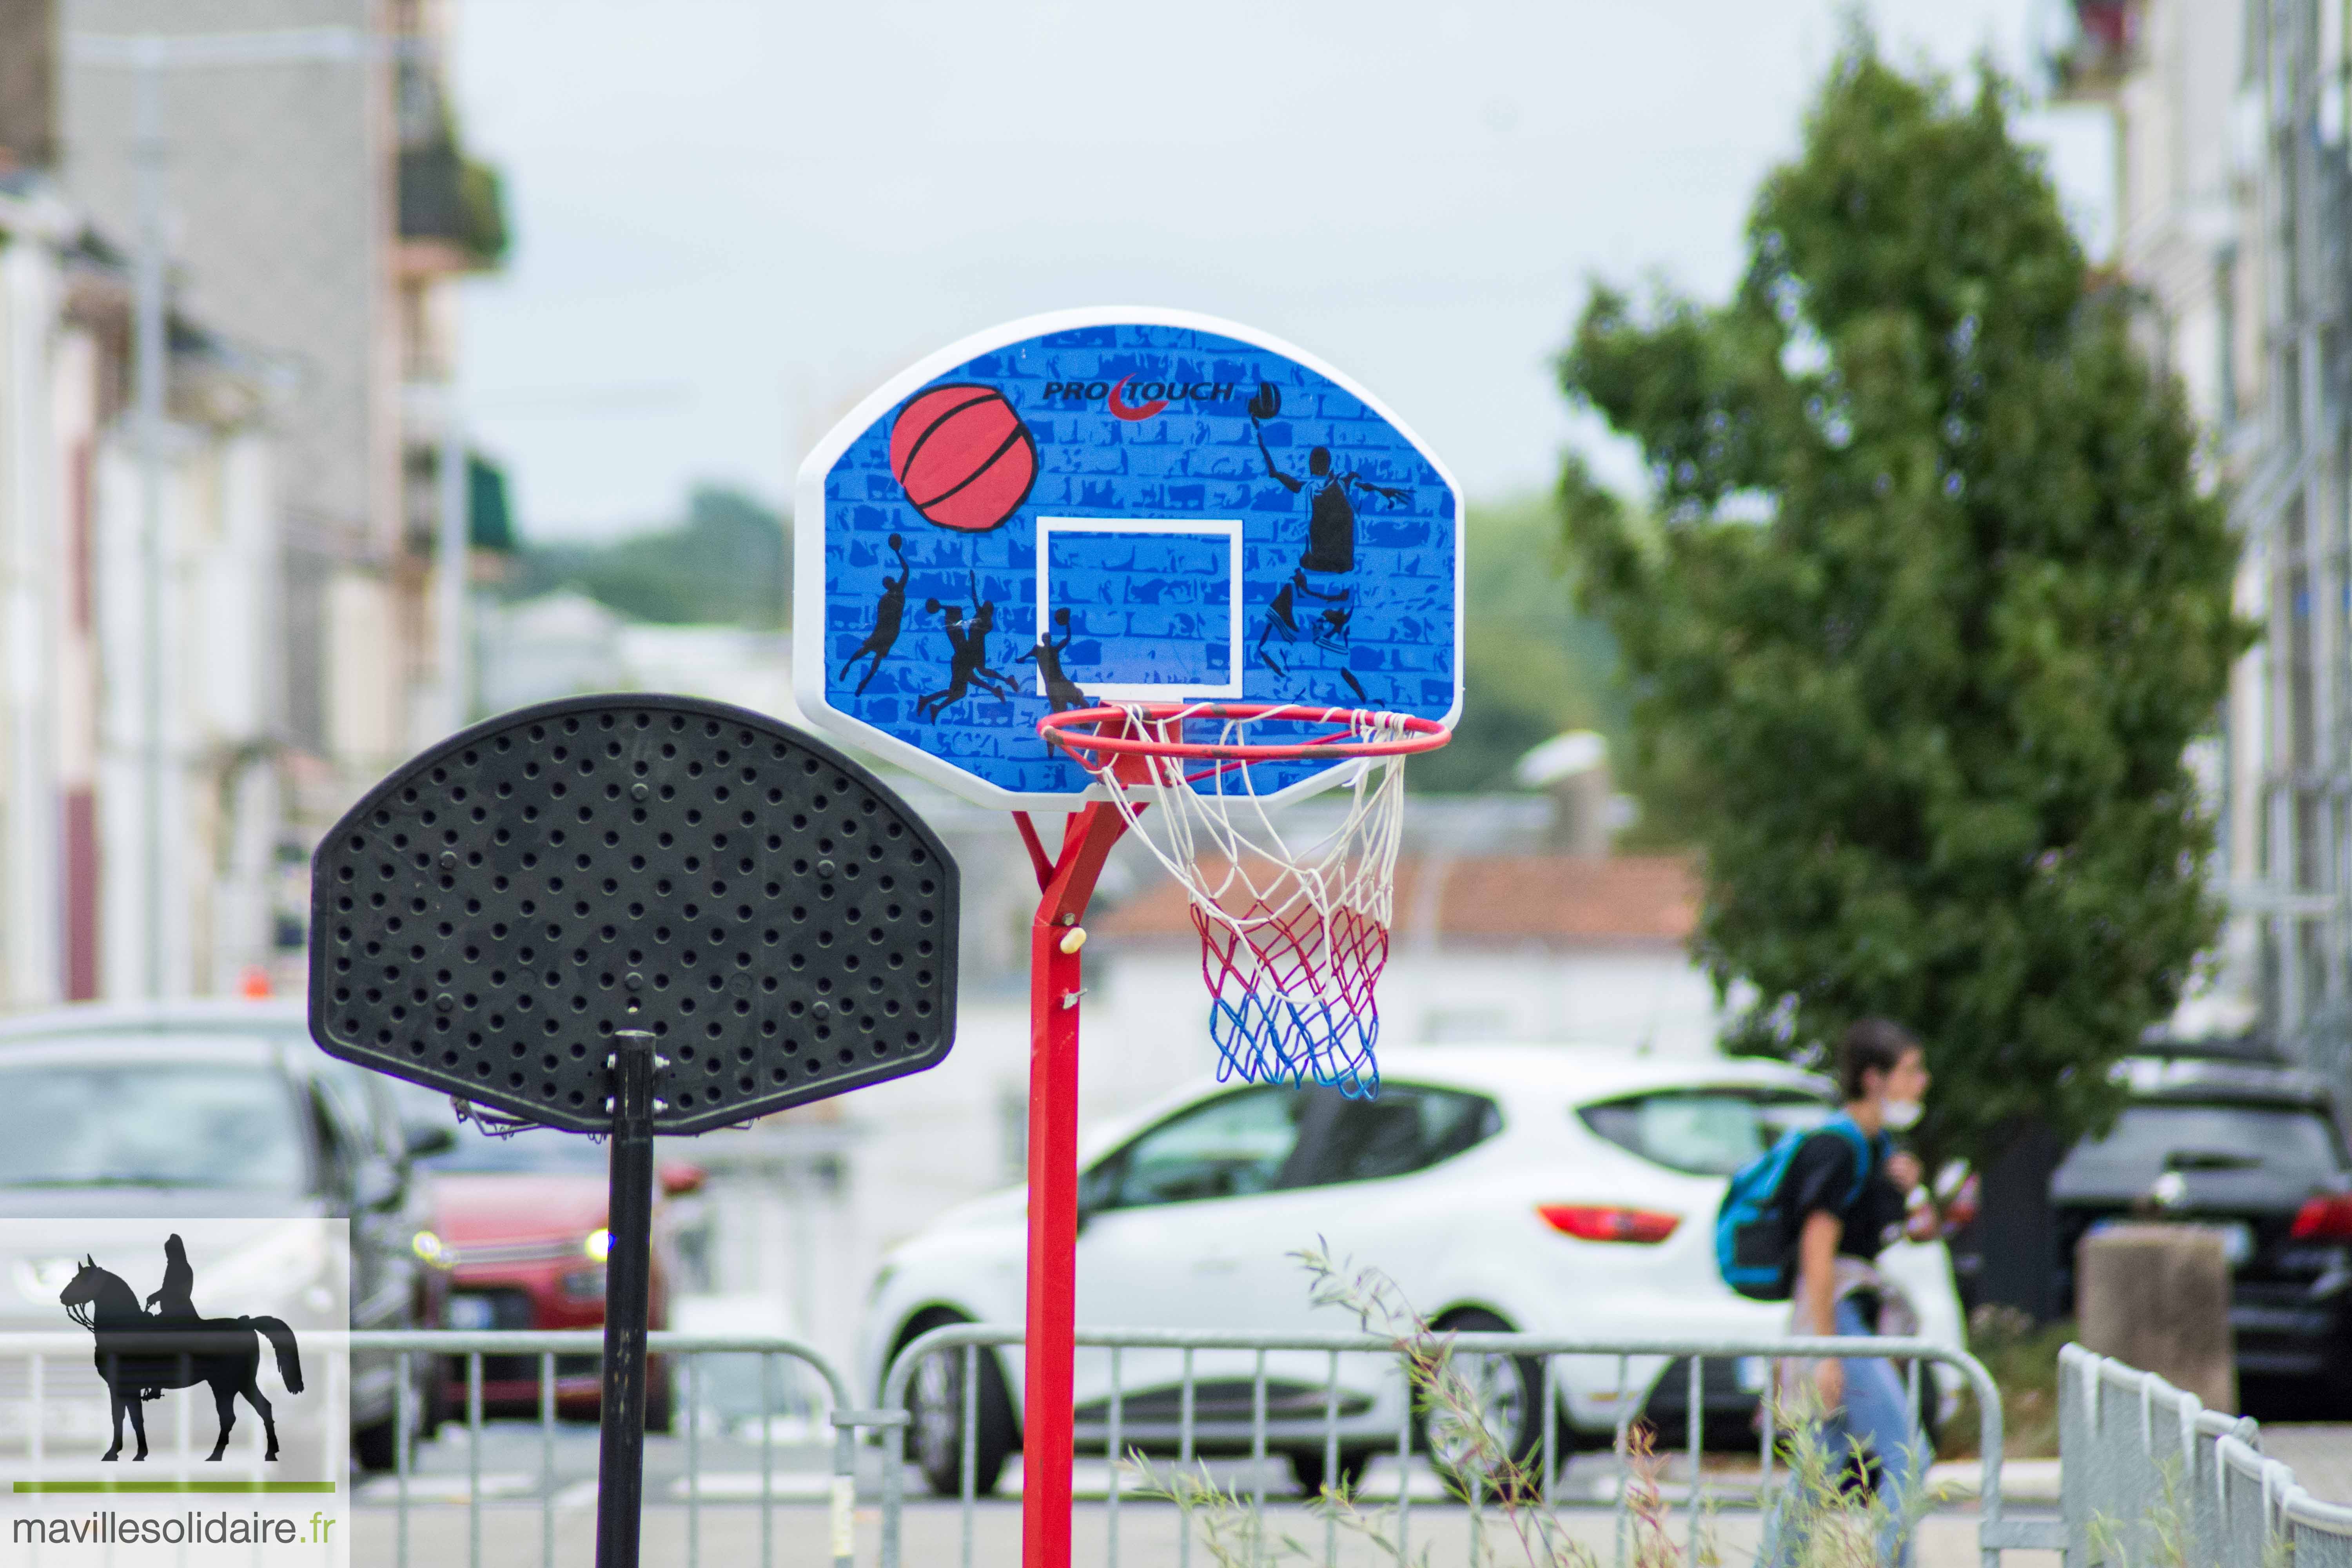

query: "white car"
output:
858 1044 1966 1495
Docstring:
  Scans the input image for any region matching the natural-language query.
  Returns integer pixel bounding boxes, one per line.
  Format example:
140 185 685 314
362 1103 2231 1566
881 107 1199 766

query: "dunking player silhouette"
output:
1018 607 1092 713
837 533 911 696
916 573 1016 720
1249 383 1410 702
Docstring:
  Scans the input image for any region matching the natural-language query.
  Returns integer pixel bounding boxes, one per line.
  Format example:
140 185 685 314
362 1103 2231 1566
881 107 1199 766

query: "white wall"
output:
93 419 285 1001
0 204 63 1010
327 571 401 770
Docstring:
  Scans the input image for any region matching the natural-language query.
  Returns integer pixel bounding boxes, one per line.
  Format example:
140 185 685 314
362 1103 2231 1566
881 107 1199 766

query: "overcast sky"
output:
447 0 2110 541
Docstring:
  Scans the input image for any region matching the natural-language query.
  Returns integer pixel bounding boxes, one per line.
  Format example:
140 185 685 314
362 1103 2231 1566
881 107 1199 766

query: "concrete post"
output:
2076 1223 2236 1412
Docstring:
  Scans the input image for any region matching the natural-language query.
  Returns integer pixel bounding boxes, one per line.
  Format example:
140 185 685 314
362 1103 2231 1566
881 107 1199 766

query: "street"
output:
353 1501 2064 1568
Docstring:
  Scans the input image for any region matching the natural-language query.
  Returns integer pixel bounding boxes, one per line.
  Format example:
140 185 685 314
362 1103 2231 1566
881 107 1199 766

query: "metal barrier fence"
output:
348 1328 878 1568
2059 1342 2352 1564
0 1325 2057 1566
880 1325 2062 1568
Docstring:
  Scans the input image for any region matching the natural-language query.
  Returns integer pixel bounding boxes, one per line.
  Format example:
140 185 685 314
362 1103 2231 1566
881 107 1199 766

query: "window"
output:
0 1066 307 1191
1294 1085 1501 1186
310 1088 355 1195
318 1058 405 1165
420 1120 609 1175
2056 1102 2348 1191
1580 1089 1830 1177
1092 1087 1313 1210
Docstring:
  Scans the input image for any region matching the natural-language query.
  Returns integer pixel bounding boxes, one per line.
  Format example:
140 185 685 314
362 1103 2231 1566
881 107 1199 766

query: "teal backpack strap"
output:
1820 1112 1879 1209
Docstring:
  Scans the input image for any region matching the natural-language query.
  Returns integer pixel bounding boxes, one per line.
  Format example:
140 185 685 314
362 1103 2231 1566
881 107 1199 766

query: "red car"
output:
405 1112 703 1425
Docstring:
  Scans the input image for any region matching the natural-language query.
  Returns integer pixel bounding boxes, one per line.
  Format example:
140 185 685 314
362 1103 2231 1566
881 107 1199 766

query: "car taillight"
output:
1537 1203 1680 1244
2292 1194 2352 1240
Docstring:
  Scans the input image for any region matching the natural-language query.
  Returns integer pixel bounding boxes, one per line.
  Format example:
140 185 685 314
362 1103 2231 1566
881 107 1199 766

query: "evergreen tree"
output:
1555 37 2251 1177
511 485 789 628
1415 494 1626 794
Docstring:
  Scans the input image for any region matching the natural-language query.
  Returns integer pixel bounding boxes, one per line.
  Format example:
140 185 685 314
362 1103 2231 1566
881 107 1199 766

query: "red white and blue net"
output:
1043 703 1439 1100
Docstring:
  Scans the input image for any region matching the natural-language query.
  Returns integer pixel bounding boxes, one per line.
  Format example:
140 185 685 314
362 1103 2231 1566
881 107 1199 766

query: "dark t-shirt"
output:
1784 1124 1907 1260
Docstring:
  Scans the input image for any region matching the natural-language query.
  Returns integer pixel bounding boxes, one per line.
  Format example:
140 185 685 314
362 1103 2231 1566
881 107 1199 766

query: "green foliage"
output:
1138 1245 1915 1567
459 156 509 270
510 485 789 628
1944 1305 2073 1459
466 454 514 553
1414 494 1626 795
1553 34 2252 1170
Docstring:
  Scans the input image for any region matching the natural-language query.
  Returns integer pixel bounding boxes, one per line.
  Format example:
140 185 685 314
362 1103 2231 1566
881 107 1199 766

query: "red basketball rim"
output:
1037 702 1450 762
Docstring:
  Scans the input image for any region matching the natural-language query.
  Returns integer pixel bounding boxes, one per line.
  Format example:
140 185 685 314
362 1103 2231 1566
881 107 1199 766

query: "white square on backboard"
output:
1034 517 1245 700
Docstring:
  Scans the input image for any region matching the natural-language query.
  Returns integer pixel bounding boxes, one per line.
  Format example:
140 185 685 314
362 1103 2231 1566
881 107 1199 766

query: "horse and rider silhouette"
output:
58 1237 303 1462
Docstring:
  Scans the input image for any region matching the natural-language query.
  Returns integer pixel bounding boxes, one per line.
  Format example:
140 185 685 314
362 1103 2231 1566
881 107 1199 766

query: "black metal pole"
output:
594 1029 657 1568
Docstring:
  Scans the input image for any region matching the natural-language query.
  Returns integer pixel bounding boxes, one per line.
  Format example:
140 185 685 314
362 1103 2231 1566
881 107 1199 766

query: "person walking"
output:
1762 1018 1937 1566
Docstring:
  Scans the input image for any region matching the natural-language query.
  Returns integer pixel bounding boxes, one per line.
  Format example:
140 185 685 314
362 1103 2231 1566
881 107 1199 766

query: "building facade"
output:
0 0 501 1007
0 176 286 1004
2064 0 2352 1062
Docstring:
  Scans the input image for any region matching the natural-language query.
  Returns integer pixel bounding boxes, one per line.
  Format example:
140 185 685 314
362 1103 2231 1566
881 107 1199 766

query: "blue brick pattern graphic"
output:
1044 527 1233 689
820 323 1457 797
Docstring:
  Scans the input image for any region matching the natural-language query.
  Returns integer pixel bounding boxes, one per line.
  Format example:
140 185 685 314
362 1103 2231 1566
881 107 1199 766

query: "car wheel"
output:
417 1356 446 1441
644 1356 674 1435
896 1311 1015 1497
354 1357 433 1473
1912 1364 1940 1455
1424 1308 1548 1502
352 1417 399 1473
1289 1446 1374 1497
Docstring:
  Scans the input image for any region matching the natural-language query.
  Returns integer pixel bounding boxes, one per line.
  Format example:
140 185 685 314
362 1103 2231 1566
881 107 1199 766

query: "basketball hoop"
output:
1039 702 1449 1098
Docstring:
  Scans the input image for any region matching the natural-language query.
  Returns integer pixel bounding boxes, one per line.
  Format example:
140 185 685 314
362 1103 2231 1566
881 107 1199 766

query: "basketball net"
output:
1082 704 1413 1099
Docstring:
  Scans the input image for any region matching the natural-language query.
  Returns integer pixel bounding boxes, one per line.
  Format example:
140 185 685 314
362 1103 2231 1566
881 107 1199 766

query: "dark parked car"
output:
2048 1035 2352 1401
0 1001 442 1467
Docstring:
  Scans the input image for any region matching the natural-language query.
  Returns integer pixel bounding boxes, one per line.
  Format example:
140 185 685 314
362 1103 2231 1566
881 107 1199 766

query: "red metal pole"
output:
1020 804 1127 1568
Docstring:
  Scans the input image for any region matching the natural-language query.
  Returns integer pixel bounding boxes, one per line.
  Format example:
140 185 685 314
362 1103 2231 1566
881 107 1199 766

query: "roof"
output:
0 1033 290 1069
1096 854 1699 946
1068 1042 1827 1168
1373 1042 1826 1104
0 999 308 1039
2123 1054 2334 1108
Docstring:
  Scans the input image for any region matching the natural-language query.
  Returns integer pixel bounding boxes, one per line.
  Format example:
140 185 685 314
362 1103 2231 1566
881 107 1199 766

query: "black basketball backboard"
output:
308 695 959 1134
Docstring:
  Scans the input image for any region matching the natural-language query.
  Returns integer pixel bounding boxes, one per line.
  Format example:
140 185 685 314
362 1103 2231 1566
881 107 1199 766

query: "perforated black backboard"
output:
308 695 960 1134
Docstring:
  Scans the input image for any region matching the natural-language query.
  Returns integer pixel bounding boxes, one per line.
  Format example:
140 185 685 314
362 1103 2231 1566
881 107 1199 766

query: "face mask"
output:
1881 1098 1923 1131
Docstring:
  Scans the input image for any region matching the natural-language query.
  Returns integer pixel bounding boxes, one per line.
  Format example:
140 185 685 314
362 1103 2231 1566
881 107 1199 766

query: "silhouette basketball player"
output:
916 574 1016 720
1253 423 1410 575
1018 607 1092 713
138 1233 198 1401
837 533 910 695
1251 400 1409 703
1255 574 1368 702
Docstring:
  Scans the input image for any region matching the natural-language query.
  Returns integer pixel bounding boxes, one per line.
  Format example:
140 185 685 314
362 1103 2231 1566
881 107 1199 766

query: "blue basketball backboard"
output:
793 309 1462 808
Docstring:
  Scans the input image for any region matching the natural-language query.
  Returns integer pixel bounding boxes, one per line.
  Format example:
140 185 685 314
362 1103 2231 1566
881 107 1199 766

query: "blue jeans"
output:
1758 1294 1920 1567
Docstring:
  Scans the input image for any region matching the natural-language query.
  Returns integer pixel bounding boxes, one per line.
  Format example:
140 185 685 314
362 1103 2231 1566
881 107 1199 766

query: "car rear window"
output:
2056 1102 2348 1190
1579 1089 1830 1177
0 1065 306 1190
422 1119 610 1174
1294 1085 1501 1187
